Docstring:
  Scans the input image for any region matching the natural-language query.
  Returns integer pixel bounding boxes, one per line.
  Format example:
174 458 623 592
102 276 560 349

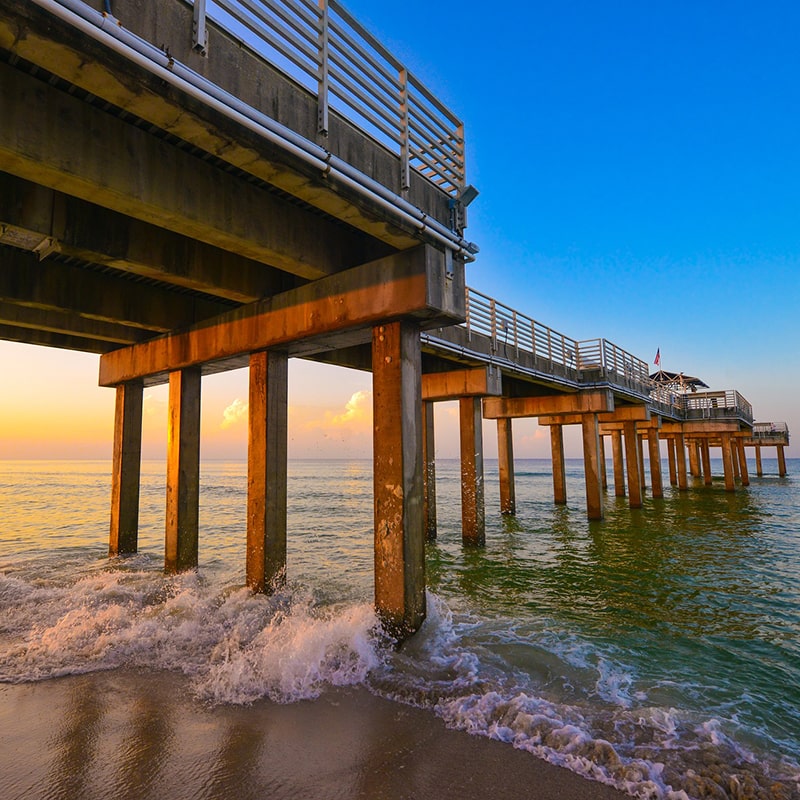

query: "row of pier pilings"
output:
423 382 790 543
106 352 787 638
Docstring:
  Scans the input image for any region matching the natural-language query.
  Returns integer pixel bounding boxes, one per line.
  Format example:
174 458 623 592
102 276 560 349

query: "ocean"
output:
1 457 798 799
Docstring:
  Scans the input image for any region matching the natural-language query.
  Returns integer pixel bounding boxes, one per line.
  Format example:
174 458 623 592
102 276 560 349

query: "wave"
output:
1 561 798 800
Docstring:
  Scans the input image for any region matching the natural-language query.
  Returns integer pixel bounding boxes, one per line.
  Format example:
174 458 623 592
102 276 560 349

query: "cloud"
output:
221 398 248 429
301 390 373 431
329 390 372 427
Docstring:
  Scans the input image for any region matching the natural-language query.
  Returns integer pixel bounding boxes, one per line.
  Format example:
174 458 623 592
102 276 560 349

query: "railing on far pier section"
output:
751 421 790 443
464 288 655 398
193 0 464 195
461 288 757 423
682 390 754 424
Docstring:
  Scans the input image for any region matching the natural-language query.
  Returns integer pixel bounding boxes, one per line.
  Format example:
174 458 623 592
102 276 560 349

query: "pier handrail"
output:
752 421 790 440
195 0 465 196
465 287 581 370
459 288 756 423
682 390 754 424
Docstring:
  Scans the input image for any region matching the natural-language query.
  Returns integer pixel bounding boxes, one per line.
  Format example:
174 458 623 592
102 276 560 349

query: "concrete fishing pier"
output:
0 0 790 636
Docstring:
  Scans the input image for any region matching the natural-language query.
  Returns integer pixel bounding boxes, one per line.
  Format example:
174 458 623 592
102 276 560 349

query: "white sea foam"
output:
0 564 386 704
2 559 799 800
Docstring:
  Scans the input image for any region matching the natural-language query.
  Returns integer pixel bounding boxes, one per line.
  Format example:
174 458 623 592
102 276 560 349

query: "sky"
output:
1 0 798 460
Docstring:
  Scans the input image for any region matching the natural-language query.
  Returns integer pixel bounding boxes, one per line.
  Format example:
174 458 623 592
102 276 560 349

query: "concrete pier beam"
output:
459 397 486 546
550 424 567 505
736 438 750 486
165 367 201 574
622 421 642 509
599 434 608 490
581 414 604 521
648 431 664 498
611 429 625 497
637 433 647 490
675 433 688 490
701 439 713 485
246 350 288 592
721 433 736 492
372 321 425 638
422 401 437 541
666 436 678 486
778 445 788 477
497 417 516 515
689 441 701 478
109 380 143 556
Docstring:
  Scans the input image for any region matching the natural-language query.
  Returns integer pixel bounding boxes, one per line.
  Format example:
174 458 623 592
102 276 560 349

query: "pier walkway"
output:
0 0 790 636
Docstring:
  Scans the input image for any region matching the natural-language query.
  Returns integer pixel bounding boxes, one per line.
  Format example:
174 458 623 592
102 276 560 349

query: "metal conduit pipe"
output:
31 0 478 260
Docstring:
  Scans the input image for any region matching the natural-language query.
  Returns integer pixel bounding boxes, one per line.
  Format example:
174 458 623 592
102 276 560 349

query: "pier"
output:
0 0 791 637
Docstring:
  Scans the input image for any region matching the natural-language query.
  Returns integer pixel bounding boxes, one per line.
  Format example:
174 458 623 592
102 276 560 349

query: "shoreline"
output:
0 669 629 800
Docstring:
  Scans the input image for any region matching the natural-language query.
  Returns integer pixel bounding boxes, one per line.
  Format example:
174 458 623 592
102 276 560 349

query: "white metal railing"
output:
465 288 580 370
460 289 756 422
197 0 465 196
752 421 790 438
682 390 754 423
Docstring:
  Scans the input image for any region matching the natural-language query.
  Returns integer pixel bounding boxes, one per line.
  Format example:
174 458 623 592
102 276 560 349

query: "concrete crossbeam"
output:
483 390 613 419
0 300 148 345
0 172 298 303
421 366 501 401
99 245 463 386
0 61 390 280
0 248 229 331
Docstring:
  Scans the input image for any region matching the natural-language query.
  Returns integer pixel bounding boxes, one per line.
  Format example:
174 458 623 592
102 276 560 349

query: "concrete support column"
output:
372 321 425 638
497 417 516 515
666 436 677 486
647 431 664 498
165 367 201 574
688 441 701 477
599 434 608 490
732 441 741 480
109 380 143 556
459 396 486 546
581 414 604 520
611 429 625 497
778 445 787 477
675 433 688 490
755 444 763 477
720 432 736 492
637 433 647 490
701 439 712 485
246 350 288 593
622 421 642 508
550 424 567 505
422 401 437 541
736 438 750 486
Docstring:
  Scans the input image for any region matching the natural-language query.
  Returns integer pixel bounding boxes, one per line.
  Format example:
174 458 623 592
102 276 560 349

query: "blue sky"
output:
1 1 797 459
345 0 800 443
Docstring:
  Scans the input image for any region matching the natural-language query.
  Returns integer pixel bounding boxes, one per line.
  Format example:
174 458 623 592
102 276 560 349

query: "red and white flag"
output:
654 348 661 366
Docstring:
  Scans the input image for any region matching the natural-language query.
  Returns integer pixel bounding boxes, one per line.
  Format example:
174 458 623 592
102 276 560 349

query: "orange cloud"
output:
221 398 248 429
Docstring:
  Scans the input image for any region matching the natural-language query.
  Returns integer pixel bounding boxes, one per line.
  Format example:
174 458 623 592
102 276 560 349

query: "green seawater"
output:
1 457 798 799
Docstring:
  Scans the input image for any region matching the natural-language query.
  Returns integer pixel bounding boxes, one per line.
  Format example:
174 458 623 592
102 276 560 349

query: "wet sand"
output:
0 670 629 800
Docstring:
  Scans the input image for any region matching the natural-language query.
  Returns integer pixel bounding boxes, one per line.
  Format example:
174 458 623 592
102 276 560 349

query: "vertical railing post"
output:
192 0 208 56
489 298 497 348
317 0 330 136
512 310 519 355
456 122 465 193
399 67 410 192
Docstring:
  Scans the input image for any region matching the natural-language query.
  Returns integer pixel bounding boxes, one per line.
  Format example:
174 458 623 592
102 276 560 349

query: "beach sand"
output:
0 670 629 800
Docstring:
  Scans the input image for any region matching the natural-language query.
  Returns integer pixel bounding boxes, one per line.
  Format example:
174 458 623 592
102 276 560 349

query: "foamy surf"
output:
0 560 387 704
